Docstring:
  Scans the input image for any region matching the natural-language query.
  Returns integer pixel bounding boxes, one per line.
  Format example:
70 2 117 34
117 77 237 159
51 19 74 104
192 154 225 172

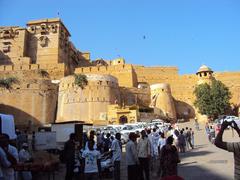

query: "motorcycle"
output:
100 151 114 178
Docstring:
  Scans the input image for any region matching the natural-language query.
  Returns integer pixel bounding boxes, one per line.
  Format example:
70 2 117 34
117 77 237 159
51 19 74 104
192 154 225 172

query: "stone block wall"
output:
0 64 65 80
75 64 137 87
56 74 120 124
215 72 240 105
0 27 29 65
133 66 179 84
0 78 58 129
119 87 151 108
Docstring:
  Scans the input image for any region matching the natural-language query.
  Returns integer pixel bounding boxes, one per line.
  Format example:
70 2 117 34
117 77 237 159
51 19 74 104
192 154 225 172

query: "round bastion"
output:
56 74 120 124
150 83 177 122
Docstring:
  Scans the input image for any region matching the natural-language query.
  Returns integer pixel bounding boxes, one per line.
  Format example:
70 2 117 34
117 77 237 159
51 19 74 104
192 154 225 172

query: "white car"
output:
107 125 125 132
120 133 129 144
120 125 136 136
224 116 239 122
217 116 240 124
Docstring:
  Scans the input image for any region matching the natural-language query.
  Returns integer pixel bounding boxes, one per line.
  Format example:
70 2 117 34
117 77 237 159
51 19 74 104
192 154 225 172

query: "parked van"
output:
0 113 16 139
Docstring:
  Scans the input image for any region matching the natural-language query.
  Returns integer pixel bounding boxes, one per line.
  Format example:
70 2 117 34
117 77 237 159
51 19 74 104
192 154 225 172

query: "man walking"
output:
137 130 151 180
186 127 194 149
111 133 122 180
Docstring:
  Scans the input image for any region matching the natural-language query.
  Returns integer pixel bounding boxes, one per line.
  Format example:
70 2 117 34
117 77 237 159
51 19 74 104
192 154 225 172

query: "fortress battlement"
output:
0 63 65 71
75 64 133 73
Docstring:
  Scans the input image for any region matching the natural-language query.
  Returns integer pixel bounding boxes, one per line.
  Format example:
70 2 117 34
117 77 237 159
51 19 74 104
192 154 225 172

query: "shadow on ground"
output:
180 150 213 159
178 164 231 180
193 144 208 149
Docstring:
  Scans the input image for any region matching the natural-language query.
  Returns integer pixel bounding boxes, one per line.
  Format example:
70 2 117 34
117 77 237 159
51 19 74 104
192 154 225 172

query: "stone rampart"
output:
0 79 58 129
0 63 65 79
56 74 120 124
75 64 137 87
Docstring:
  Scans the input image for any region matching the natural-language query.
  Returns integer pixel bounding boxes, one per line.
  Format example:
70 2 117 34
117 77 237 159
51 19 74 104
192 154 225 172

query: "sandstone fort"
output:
0 18 240 129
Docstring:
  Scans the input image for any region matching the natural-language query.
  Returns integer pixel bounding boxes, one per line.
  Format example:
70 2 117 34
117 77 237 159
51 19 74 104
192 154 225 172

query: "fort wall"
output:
150 83 177 121
56 74 120 124
119 87 151 108
0 64 65 80
215 72 240 105
0 79 58 129
75 64 137 87
133 66 179 84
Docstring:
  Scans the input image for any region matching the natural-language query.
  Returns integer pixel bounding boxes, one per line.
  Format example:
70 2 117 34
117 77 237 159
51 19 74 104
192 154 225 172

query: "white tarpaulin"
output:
0 113 16 139
35 132 57 150
51 123 75 143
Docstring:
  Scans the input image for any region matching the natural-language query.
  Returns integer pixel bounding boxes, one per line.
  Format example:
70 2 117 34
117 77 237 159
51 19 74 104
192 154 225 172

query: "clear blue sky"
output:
1 0 240 74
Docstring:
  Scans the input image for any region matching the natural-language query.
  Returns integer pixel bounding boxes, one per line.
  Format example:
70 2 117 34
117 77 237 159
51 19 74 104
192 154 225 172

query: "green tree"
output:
74 74 88 89
194 80 231 119
0 77 19 89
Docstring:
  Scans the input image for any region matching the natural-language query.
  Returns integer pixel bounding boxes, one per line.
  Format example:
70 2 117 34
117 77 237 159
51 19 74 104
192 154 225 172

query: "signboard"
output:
35 132 57 150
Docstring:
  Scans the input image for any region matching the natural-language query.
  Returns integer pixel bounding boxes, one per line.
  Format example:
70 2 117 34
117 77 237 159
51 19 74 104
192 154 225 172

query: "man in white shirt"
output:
82 140 101 180
158 133 166 152
19 143 32 180
157 133 166 176
126 132 139 180
137 130 151 180
152 129 160 157
111 133 122 180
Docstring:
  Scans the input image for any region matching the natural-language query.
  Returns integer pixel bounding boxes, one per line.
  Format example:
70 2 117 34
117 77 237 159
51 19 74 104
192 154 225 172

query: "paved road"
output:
178 121 236 180
119 121 237 180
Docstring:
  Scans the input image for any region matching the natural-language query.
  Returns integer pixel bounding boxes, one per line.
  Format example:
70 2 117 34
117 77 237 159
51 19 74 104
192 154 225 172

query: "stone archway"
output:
119 115 128 124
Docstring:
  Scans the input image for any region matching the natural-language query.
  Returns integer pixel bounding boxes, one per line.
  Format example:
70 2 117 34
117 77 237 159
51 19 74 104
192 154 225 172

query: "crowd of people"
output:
61 124 197 180
2 117 240 180
0 123 197 180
